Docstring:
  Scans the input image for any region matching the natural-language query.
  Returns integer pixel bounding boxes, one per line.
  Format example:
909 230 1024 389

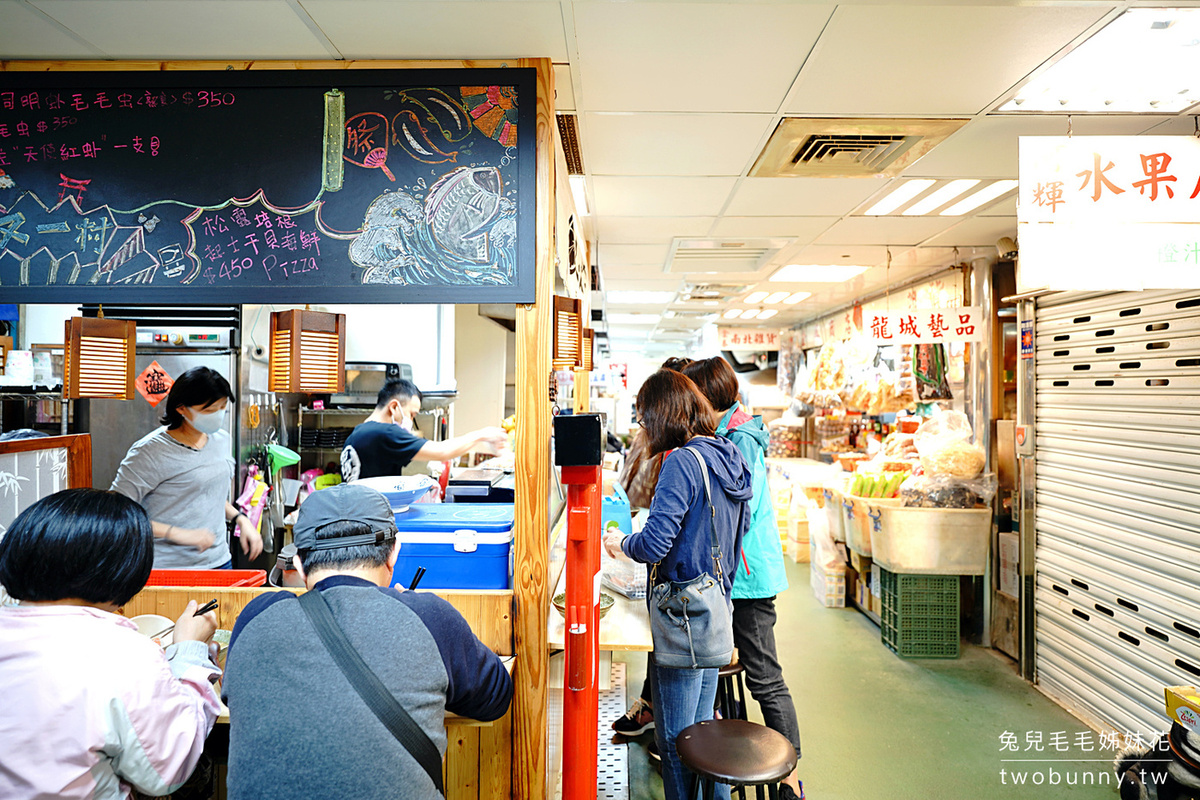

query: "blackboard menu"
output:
0 67 536 303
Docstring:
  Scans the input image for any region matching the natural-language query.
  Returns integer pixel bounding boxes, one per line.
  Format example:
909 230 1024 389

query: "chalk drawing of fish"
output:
425 166 502 263
348 166 514 287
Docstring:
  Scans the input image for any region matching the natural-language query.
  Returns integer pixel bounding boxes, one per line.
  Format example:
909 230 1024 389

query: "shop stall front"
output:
0 57 562 800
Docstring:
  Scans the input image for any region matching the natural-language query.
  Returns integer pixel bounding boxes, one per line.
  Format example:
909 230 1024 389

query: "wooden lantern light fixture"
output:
63 316 136 400
267 309 346 393
552 296 582 372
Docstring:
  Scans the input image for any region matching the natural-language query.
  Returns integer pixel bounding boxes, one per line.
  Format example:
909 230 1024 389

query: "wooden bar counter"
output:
123 584 514 800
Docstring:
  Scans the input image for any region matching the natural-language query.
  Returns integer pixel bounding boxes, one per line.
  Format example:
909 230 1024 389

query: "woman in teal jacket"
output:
683 357 802 800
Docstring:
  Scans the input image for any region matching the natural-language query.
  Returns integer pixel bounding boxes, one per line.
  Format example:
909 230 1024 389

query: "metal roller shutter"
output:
1033 289 1200 736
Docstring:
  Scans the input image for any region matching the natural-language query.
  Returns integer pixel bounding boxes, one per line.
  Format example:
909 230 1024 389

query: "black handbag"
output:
648 446 735 669
297 588 445 796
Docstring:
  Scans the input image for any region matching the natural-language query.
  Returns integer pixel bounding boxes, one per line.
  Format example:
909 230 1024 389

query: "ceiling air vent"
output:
557 114 584 175
666 239 787 275
678 283 750 303
751 118 969 178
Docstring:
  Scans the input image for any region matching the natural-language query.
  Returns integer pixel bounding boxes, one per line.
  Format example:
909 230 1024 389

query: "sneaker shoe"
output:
647 739 661 762
612 697 655 736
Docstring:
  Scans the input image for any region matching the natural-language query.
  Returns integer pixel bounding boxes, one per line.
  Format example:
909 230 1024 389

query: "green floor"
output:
618 559 1121 800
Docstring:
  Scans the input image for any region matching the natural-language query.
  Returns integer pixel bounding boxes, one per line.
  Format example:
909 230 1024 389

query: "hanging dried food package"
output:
913 343 953 401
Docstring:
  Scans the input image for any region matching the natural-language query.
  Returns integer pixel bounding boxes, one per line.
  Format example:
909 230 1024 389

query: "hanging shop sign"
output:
0 68 537 303
718 328 779 350
1017 136 1200 292
865 306 981 344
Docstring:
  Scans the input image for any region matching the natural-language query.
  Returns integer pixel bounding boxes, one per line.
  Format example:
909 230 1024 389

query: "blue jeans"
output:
650 664 730 800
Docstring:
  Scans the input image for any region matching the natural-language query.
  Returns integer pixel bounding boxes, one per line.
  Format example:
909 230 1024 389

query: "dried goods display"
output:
768 418 810 458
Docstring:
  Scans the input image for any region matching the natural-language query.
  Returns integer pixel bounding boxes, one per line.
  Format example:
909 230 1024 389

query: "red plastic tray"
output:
145 569 267 588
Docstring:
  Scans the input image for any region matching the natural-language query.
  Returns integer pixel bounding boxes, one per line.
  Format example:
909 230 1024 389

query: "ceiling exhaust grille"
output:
752 118 969 178
678 283 750 303
792 134 917 172
557 114 584 175
667 239 785 275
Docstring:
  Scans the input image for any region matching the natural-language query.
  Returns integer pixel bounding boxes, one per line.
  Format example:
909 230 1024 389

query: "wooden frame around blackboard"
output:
0 66 536 304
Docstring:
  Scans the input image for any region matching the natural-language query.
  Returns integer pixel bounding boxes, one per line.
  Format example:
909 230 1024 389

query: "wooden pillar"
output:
512 57 555 800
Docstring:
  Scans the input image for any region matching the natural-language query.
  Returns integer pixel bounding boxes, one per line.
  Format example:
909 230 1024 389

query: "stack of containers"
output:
879 567 960 658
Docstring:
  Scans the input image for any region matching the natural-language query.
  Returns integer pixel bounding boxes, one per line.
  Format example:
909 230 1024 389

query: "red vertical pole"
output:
561 464 601 800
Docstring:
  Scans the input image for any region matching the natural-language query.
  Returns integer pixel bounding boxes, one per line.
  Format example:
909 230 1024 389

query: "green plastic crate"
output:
879 568 960 659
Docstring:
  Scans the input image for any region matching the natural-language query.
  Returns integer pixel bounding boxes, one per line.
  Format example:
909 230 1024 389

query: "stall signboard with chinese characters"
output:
1017 136 1200 291
718 328 779 350
866 307 982 344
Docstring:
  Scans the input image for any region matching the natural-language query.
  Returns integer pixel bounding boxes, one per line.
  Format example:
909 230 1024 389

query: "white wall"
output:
17 304 79 349
454 305 508 436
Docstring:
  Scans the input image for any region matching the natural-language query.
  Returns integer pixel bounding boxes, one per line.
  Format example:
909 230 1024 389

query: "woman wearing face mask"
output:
111 366 263 569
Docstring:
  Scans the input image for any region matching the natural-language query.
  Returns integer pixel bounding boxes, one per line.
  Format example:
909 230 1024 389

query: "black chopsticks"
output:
408 567 427 591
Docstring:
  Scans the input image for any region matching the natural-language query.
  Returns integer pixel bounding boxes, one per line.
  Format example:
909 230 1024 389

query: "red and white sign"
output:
718 328 779 350
1018 136 1200 291
865 307 982 344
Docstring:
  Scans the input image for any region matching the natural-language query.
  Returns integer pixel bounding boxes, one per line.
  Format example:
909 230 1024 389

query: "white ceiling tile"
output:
598 244 670 268
785 5 1108 116
601 277 685 293
725 177 888 216
904 115 1175 179
710 217 837 241
303 1 568 60
602 263 674 281
790 244 892 268
816 216 958 247
979 193 1018 217
0 0 100 57
583 112 773 176
592 177 737 217
574 3 834 112
31 0 329 58
596 217 715 244
553 64 575 113
923 216 1017 248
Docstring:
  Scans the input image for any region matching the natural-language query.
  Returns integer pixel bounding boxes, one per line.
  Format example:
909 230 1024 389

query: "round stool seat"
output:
718 660 744 679
676 719 796 786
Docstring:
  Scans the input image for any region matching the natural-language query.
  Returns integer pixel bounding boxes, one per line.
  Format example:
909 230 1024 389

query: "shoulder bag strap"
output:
297 588 445 796
685 446 723 581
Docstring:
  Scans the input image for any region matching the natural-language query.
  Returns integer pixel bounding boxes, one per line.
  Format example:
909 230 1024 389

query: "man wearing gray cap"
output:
222 483 513 800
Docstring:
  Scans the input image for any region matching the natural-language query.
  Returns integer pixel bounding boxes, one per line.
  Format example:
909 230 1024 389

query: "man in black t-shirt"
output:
341 380 508 481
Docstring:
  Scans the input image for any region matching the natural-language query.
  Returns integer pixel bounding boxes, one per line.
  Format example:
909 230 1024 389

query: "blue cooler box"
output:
391 504 514 590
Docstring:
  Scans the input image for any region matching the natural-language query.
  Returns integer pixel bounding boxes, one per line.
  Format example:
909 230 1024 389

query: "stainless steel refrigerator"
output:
84 326 239 493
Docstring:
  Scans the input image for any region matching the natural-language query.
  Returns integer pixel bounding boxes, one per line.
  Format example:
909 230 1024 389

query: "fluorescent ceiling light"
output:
902 180 980 216
941 180 1019 216
745 291 769 303
763 291 790 304
607 290 676 304
740 309 761 320
606 313 659 326
757 309 778 320
722 309 743 319
568 175 589 216
702 300 720 307
864 180 935 215
999 9 1200 113
770 264 869 283
783 292 811 304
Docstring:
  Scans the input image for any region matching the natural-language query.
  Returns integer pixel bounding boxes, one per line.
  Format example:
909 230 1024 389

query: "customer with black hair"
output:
111 365 263 568
604 369 752 800
683 356 803 800
0 489 221 799
341 378 508 481
223 483 513 800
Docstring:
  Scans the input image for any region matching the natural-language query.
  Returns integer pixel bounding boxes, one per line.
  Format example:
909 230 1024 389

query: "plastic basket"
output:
878 568 959 658
146 569 267 588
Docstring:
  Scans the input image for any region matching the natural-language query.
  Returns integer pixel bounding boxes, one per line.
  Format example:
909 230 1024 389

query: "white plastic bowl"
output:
131 614 174 647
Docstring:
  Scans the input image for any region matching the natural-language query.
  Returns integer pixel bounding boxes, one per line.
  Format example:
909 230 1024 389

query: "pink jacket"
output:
0 605 221 799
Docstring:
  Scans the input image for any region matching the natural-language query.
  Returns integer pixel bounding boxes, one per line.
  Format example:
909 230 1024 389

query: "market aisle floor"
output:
617 559 1119 800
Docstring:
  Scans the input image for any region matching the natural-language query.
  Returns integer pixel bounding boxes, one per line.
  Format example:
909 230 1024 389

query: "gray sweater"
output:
222 576 513 800
110 427 233 569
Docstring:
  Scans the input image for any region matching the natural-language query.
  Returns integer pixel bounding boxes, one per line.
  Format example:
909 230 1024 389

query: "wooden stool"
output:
676 719 797 800
716 660 747 721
